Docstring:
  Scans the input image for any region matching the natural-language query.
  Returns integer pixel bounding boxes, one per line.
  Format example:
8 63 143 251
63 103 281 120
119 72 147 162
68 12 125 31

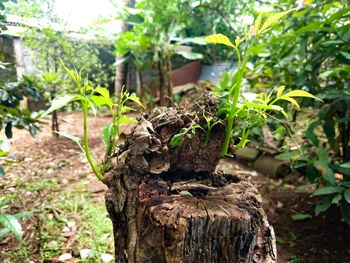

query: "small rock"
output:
101 253 114 263
67 221 76 229
58 253 72 261
80 248 93 260
62 226 70 233
61 178 69 184
47 168 54 176
251 171 258 177
277 201 284 209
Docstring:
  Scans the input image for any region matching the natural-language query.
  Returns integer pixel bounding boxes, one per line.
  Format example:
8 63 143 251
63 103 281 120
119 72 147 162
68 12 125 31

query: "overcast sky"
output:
54 0 117 30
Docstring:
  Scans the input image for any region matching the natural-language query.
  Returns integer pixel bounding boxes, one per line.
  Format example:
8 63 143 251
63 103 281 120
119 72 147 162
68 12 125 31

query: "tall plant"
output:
203 9 320 157
44 63 143 181
116 0 203 106
251 0 350 222
23 27 102 134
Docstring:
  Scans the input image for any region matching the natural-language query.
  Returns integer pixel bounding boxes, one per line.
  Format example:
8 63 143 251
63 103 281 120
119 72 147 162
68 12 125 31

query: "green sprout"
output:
43 62 143 181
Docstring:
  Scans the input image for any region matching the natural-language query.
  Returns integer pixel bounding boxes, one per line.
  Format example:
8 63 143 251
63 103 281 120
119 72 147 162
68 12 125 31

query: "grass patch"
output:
2 181 113 262
40 182 113 262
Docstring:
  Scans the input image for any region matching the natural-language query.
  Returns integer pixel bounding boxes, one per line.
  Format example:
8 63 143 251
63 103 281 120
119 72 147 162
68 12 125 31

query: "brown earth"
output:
1 111 350 262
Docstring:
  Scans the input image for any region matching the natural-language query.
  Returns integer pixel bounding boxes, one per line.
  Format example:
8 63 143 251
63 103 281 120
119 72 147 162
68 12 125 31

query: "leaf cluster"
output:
44 63 143 181
0 195 31 240
203 9 320 156
253 0 350 222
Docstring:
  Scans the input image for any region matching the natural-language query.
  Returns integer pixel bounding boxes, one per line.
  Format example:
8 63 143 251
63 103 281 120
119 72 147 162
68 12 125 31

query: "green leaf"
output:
244 102 283 111
259 9 295 33
54 131 84 153
340 162 350 169
332 194 342 204
328 6 350 22
0 214 23 240
272 126 285 141
340 52 350 60
279 96 300 110
117 117 138 126
294 22 329 34
281 90 319 100
275 150 301 161
43 94 82 116
315 147 330 163
170 133 184 148
314 161 336 184
62 63 78 83
291 213 312 221
94 87 110 99
315 196 333 216
0 196 12 208
204 34 235 48
102 124 117 150
344 189 350 203
254 14 262 33
276 86 285 98
280 109 289 119
176 51 203 60
323 122 336 148
305 120 321 146
90 95 112 108
313 186 343 196
127 93 143 108
13 210 32 220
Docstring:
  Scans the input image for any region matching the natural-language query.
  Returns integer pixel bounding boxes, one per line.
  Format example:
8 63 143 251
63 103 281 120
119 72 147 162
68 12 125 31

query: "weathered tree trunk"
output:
51 110 59 137
51 86 59 137
158 56 166 106
114 0 135 97
165 53 172 100
103 93 276 263
158 51 172 106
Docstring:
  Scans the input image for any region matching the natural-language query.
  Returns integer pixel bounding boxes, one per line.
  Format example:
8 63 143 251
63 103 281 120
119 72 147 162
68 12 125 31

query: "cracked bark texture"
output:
103 93 276 263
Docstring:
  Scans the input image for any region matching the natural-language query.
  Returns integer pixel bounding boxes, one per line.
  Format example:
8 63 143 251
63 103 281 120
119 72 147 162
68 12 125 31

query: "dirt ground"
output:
1 111 350 262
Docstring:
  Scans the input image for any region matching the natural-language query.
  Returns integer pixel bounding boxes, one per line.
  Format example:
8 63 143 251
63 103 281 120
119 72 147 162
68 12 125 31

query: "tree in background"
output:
5 0 113 135
184 0 256 63
0 0 43 175
0 0 41 240
23 27 102 134
115 0 204 106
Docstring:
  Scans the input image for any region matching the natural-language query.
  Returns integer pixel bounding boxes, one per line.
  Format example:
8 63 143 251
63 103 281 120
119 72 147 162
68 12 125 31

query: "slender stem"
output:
82 100 103 181
234 46 241 68
204 127 211 146
220 36 257 157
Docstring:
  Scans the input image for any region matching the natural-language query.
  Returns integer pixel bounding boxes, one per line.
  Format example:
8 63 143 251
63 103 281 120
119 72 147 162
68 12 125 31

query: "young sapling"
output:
43 63 143 181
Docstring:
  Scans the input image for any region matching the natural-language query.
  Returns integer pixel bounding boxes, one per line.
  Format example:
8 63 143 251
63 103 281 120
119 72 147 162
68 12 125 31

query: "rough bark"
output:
103 93 276 263
51 86 59 137
158 58 166 106
51 110 59 137
158 51 172 106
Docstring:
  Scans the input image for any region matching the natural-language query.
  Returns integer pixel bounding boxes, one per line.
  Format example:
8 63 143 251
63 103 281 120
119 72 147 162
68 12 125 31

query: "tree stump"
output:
103 93 276 263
